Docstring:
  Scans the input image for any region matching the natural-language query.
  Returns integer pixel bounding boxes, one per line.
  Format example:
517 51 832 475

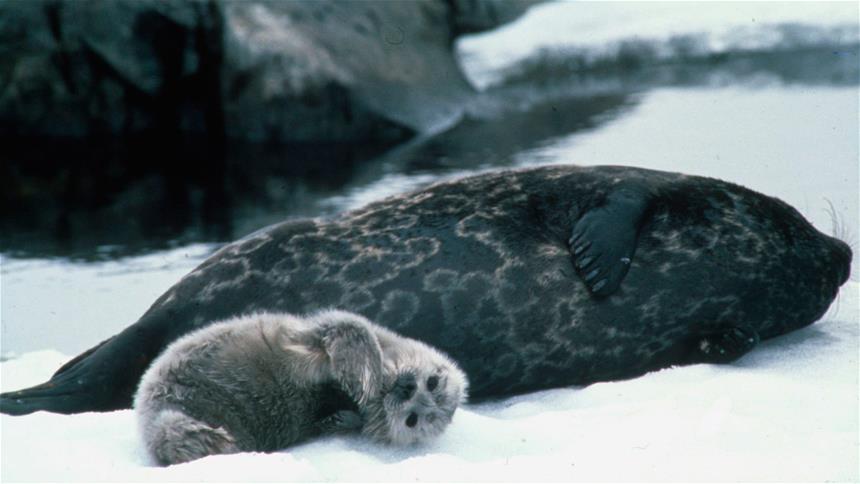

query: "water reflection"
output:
0 136 388 260
316 92 634 213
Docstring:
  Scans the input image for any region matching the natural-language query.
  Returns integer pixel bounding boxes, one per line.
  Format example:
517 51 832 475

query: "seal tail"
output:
1 325 161 415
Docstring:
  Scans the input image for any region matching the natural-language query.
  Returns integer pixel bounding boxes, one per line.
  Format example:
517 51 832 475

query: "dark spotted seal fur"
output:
1 165 852 415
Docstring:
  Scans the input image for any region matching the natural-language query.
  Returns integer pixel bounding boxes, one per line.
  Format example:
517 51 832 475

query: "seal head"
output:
363 326 468 445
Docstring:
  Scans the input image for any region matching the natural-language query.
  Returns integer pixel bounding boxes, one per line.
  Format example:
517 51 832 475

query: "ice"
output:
2 282 856 481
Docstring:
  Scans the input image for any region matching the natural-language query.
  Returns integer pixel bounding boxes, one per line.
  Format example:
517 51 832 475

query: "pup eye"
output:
406 412 418 428
426 375 439 391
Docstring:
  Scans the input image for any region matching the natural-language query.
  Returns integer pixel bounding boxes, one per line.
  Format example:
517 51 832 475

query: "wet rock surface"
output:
0 0 538 257
0 0 536 143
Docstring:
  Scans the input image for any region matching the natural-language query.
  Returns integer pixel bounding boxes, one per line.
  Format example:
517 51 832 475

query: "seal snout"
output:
830 236 852 286
392 373 417 401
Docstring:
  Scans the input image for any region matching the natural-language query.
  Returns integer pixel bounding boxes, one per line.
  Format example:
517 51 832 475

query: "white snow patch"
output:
2 283 857 482
458 1 859 88
0 244 216 356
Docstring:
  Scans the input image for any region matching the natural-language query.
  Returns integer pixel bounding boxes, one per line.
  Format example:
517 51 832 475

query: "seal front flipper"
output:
691 326 760 364
318 410 364 434
569 185 651 297
315 311 384 406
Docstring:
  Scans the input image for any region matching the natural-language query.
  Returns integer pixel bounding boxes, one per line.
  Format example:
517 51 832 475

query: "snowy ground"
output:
1 282 857 482
2 1 859 482
457 1 859 88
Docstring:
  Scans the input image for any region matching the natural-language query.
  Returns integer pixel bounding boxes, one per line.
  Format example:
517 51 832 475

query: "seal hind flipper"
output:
569 186 650 297
0 383 96 416
144 409 239 466
691 326 761 364
52 335 114 376
1 327 155 415
0 369 99 415
0 351 137 415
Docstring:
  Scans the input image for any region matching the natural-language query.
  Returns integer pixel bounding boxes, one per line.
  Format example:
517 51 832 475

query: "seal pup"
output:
2 165 852 415
134 309 468 465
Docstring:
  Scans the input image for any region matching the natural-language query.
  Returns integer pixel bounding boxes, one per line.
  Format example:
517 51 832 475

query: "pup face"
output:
362 349 468 446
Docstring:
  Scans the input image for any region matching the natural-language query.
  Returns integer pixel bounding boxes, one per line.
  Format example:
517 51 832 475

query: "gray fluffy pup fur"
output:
134 309 468 466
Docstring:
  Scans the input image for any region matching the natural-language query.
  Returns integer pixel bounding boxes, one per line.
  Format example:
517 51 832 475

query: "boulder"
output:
0 0 538 144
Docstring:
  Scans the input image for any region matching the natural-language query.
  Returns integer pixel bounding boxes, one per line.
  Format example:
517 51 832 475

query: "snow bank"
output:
458 1 859 88
1 282 856 482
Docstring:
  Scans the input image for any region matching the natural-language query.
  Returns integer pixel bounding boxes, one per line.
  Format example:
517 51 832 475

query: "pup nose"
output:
392 374 416 401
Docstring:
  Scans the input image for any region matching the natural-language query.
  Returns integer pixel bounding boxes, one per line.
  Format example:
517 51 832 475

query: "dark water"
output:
0 91 635 260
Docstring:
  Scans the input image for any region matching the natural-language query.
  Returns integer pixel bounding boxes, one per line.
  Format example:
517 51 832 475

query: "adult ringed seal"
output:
1 164 852 415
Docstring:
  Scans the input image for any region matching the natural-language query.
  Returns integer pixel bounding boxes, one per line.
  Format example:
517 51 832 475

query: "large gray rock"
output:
0 0 537 143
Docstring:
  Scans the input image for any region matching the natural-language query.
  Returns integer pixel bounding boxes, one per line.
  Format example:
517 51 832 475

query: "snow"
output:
0 244 216 356
2 282 857 481
457 1 859 88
